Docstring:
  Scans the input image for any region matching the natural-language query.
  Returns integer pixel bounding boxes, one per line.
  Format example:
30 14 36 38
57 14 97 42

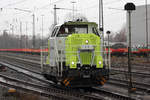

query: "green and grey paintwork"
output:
65 33 103 69
46 22 103 69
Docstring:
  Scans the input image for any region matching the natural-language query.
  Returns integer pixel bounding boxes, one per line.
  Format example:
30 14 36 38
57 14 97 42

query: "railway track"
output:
111 59 150 69
0 58 41 74
110 69 150 91
0 68 135 100
0 52 148 99
108 78 150 93
0 54 41 72
5 53 150 78
0 54 40 65
111 69 150 78
5 53 149 79
0 73 84 100
91 87 136 100
0 61 51 85
0 56 137 99
0 62 108 100
0 52 40 61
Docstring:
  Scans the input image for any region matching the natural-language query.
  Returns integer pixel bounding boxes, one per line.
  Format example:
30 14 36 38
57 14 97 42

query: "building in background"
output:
126 4 150 47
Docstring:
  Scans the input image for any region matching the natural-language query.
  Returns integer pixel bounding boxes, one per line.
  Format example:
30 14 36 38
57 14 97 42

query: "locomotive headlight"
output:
72 61 75 65
99 61 102 65
85 40 88 44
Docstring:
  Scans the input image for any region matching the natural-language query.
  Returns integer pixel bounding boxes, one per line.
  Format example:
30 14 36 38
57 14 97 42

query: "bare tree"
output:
114 26 127 42
105 33 115 42
104 25 127 42
0 29 48 49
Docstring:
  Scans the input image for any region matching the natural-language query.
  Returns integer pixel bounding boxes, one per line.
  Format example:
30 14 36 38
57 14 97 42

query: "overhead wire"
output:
120 0 126 3
104 0 122 5
52 0 66 4
39 0 131 15
81 0 126 10
2 0 29 8
39 0 65 9
81 4 98 10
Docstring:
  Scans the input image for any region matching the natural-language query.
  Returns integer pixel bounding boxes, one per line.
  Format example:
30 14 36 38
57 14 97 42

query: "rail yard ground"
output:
0 52 150 100
111 55 150 99
0 86 49 100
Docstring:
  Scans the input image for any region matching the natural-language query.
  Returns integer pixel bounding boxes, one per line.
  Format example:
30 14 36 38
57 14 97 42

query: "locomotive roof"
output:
63 21 98 26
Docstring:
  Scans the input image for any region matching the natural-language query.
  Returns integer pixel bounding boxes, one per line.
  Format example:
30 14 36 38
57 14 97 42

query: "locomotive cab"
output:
41 21 109 87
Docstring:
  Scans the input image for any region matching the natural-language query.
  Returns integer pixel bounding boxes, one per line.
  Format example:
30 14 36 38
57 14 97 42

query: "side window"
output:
51 28 57 37
51 27 60 37
54 27 59 36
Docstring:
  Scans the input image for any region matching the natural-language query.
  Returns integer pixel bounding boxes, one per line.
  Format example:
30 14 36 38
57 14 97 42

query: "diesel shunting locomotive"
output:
41 21 109 87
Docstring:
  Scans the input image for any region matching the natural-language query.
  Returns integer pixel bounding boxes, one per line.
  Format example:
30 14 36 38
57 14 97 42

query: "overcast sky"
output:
0 0 149 37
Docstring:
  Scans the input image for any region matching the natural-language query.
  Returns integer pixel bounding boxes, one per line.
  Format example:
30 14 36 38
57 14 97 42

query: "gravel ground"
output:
0 52 150 99
0 53 50 99
0 68 50 100
111 56 150 83
0 86 49 100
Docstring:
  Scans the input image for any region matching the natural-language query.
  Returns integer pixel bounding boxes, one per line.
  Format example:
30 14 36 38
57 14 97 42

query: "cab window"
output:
57 25 88 37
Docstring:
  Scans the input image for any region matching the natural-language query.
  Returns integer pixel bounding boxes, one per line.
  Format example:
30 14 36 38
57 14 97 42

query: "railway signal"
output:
124 2 136 97
106 31 111 71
